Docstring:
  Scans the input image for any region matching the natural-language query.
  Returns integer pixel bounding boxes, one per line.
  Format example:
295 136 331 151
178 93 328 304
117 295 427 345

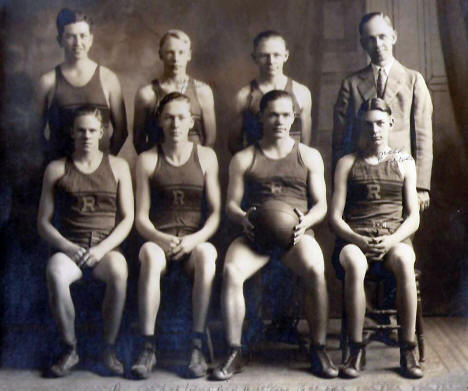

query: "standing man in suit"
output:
333 12 433 210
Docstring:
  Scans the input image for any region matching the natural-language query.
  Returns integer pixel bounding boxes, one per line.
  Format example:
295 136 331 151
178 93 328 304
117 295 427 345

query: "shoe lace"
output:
221 350 238 372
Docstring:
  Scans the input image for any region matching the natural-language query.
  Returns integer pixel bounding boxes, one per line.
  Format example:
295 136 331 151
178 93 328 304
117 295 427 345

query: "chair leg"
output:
415 277 425 362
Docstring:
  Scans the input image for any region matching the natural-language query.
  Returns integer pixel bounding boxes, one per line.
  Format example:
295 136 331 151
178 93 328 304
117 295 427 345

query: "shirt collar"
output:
371 59 394 79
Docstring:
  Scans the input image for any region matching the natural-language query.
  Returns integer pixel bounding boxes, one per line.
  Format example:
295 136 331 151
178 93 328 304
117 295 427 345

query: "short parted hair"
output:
159 29 192 50
253 30 287 51
259 90 293 114
358 12 394 35
72 105 103 127
156 92 192 118
56 8 93 39
358 98 392 119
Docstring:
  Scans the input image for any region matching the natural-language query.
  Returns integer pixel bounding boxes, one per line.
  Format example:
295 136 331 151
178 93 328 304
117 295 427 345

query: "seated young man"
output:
37 106 134 377
133 29 216 153
329 98 422 379
213 90 337 381
131 92 221 379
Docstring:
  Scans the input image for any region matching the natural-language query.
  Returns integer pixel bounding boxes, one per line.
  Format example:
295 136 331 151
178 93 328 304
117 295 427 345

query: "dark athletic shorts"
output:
332 224 412 280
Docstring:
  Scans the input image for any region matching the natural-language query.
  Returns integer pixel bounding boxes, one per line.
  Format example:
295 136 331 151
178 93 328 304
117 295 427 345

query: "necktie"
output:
377 67 385 98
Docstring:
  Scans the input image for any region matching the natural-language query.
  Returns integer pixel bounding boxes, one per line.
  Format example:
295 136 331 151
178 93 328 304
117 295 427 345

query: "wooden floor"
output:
0 317 467 390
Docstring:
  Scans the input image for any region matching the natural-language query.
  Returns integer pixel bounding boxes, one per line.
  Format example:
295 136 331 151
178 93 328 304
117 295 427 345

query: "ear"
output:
359 36 366 51
283 49 289 62
89 33 94 47
188 115 195 129
158 49 163 60
98 126 104 139
391 29 397 45
187 48 192 61
251 52 257 63
57 35 62 47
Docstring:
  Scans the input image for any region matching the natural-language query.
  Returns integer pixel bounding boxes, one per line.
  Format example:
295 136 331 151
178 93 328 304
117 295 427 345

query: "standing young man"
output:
229 31 312 154
131 93 220 379
214 90 337 380
37 106 133 377
333 12 433 210
36 8 128 160
133 30 216 153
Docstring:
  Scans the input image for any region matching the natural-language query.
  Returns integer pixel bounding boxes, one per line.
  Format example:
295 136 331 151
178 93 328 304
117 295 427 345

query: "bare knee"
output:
223 261 245 288
105 252 128 284
139 242 166 273
340 245 367 280
387 245 415 280
46 253 76 286
193 243 217 278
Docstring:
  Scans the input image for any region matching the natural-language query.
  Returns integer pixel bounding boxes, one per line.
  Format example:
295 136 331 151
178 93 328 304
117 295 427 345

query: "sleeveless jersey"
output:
241 78 302 146
150 144 205 233
144 78 204 148
47 65 110 159
344 152 405 229
244 142 309 214
55 154 117 243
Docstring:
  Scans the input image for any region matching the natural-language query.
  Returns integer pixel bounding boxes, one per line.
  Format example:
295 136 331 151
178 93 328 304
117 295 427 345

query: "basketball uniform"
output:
241 78 302 146
47 65 110 160
149 143 205 237
244 142 308 214
142 78 204 149
55 153 117 249
333 151 410 279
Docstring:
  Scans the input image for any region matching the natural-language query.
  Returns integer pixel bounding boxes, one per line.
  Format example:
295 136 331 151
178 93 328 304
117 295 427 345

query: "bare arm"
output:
295 83 312 146
37 160 82 258
328 154 370 248
102 68 128 155
228 87 249 155
35 71 55 152
133 85 155 155
134 150 179 253
93 158 134 253
198 83 217 147
171 146 221 259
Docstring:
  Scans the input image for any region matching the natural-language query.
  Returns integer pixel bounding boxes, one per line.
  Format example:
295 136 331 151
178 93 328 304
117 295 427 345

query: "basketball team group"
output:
35 7 433 381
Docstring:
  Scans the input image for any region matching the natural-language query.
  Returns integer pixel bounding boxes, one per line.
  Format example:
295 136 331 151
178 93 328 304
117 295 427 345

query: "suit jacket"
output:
333 60 433 190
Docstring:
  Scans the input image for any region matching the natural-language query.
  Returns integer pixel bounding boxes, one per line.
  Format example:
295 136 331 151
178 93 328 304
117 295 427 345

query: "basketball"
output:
250 199 300 250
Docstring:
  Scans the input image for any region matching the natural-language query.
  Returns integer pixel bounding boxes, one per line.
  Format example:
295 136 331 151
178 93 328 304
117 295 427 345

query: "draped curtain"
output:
436 0 468 149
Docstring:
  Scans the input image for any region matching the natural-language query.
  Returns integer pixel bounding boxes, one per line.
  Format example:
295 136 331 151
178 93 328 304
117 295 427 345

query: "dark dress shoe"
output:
309 344 338 378
340 341 366 378
400 341 423 379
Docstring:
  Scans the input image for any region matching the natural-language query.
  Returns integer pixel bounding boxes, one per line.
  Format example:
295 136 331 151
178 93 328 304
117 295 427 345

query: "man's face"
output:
59 21 93 60
360 16 396 65
71 114 103 152
253 37 289 77
159 36 191 74
159 99 194 143
361 109 393 148
260 97 295 140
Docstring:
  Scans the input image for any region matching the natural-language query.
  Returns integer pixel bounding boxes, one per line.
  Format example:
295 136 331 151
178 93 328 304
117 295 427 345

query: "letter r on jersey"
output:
172 190 185 205
80 196 96 212
366 184 381 200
